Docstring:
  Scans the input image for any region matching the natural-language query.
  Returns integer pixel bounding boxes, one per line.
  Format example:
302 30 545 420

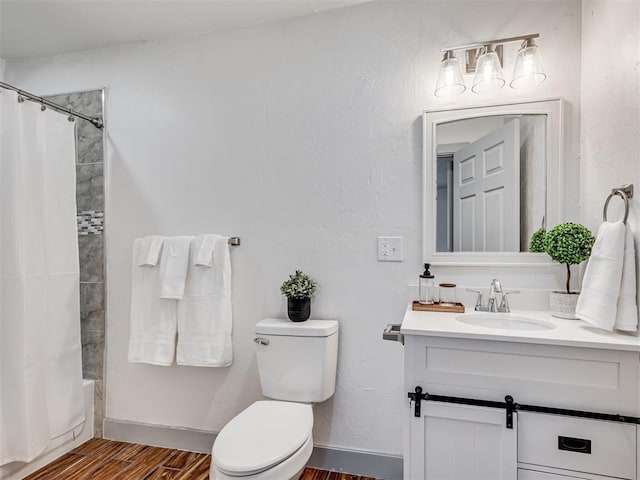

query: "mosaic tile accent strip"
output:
78 210 104 235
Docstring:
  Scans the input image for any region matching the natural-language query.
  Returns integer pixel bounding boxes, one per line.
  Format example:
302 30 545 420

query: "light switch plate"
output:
377 236 403 262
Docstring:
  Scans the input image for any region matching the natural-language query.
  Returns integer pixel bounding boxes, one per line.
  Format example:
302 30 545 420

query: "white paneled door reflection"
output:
453 119 520 252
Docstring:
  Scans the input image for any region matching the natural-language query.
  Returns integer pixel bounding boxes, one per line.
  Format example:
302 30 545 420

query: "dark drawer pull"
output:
558 435 591 454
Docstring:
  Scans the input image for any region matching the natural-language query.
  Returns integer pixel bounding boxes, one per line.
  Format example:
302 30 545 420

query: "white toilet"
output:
210 318 339 480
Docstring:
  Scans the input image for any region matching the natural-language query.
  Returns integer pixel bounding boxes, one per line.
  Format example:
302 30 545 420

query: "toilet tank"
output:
255 318 338 403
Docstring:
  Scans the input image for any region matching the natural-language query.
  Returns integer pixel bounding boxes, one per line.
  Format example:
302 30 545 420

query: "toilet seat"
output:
211 435 313 480
213 401 313 477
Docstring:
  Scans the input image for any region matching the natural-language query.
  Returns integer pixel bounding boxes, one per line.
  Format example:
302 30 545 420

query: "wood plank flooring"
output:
25 438 382 480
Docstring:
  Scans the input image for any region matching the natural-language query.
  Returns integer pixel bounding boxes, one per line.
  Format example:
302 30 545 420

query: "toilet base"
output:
211 434 313 480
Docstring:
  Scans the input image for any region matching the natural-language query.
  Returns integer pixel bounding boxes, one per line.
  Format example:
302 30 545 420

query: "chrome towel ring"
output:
603 184 634 224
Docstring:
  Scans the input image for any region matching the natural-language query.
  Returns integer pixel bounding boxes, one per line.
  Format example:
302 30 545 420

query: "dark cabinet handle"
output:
558 435 591 454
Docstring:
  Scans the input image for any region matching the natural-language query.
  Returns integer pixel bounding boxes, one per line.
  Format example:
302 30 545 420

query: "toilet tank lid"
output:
256 318 338 337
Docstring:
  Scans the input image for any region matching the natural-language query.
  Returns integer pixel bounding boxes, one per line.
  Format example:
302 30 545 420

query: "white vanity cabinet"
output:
401 320 640 480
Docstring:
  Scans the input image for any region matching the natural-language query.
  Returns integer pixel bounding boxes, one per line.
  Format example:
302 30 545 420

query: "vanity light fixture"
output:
434 33 545 97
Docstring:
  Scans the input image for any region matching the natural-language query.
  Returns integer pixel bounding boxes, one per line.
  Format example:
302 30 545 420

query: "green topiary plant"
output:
529 227 547 253
280 270 317 299
532 223 595 294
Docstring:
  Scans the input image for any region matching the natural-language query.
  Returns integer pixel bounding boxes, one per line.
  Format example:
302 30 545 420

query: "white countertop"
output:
401 305 640 352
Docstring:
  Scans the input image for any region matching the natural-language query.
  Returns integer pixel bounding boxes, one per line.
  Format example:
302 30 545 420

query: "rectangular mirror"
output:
422 99 563 266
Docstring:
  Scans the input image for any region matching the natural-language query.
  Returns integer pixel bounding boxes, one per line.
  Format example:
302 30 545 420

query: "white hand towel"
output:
575 221 625 331
128 238 178 365
137 235 165 266
614 226 638 331
177 236 232 367
193 234 219 267
159 236 193 300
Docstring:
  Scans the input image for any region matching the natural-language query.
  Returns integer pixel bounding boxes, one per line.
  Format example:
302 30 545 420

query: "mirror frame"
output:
422 98 564 266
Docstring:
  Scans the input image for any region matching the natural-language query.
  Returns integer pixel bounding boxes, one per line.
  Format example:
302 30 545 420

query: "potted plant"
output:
530 223 595 319
280 270 317 322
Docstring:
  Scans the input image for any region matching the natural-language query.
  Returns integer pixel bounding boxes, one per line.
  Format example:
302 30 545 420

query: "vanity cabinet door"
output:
407 401 517 480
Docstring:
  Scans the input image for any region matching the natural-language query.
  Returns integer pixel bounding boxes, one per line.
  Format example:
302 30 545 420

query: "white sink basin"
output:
456 313 556 331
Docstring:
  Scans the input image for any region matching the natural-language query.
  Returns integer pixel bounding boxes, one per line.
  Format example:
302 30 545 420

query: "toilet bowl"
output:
210 319 338 480
212 401 314 480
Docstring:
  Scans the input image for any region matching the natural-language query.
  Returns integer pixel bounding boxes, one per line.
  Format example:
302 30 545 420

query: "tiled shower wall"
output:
45 90 105 437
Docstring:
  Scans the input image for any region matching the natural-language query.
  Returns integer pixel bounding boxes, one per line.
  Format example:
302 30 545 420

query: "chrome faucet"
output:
488 279 503 312
466 279 519 313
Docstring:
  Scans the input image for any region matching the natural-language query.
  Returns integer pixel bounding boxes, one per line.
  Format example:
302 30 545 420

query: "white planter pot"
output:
549 291 580 319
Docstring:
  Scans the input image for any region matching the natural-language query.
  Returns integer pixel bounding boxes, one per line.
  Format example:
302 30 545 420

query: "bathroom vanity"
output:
410 95 640 479
399 308 640 480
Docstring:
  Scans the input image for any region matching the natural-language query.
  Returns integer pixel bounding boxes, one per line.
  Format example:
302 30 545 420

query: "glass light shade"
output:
434 52 466 97
510 40 546 89
471 48 505 94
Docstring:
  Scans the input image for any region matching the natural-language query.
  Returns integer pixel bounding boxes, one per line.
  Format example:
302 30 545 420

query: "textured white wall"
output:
6 1 581 455
580 1 640 262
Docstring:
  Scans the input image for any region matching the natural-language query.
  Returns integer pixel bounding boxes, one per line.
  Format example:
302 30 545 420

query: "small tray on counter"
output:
412 301 465 313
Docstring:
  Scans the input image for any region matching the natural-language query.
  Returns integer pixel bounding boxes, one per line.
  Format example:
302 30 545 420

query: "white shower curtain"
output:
0 91 84 465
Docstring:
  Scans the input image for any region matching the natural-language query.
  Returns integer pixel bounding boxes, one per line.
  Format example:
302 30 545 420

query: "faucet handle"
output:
499 290 520 313
466 289 485 311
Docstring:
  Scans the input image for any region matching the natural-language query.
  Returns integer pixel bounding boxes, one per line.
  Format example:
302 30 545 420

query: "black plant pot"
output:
287 297 311 322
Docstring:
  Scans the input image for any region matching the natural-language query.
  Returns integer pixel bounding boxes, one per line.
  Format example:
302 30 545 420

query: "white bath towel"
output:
575 221 625 331
128 238 179 365
614 226 638 331
137 235 165 266
159 236 193 300
177 236 232 367
193 234 218 267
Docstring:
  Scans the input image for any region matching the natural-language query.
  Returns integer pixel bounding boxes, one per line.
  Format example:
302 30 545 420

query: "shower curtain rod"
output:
0 81 104 129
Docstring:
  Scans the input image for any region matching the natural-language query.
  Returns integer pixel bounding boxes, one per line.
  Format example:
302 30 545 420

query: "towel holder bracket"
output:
228 237 241 246
612 184 634 199
603 184 633 224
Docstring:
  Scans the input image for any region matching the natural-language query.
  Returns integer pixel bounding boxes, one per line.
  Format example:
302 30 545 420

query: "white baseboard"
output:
103 418 213 453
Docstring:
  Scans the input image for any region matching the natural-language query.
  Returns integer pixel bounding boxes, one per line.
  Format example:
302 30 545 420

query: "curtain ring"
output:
603 189 629 224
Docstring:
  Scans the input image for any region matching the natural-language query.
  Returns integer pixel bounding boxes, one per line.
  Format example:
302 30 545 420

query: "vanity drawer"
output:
518 467 617 480
407 337 640 416
518 412 636 480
